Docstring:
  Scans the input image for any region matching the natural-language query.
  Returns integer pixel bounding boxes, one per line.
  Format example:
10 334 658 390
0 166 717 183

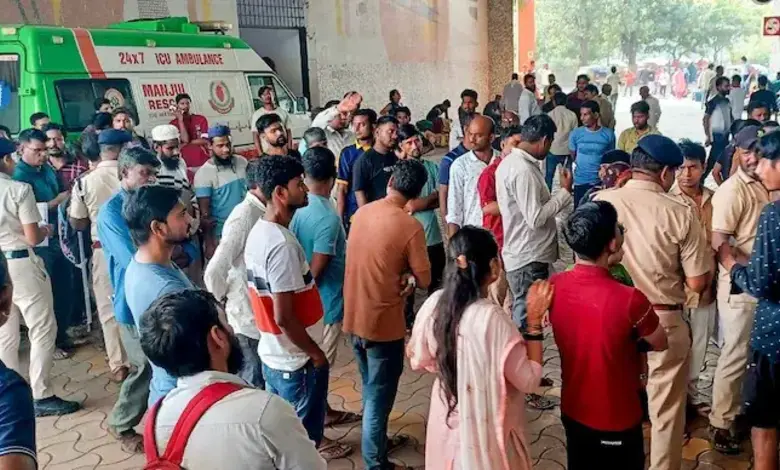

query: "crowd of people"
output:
0 63 778 470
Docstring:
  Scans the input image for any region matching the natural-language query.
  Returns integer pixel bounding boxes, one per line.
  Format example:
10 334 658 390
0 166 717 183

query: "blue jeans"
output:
263 361 329 446
351 336 405 470
573 183 597 208
704 131 728 182
545 153 572 191
236 334 264 389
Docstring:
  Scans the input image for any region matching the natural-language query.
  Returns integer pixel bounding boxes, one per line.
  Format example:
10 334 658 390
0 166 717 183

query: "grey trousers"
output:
507 262 551 330
108 323 151 434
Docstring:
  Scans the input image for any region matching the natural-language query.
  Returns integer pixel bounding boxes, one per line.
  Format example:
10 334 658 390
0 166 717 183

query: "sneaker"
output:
708 425 741 455
34 396 82 417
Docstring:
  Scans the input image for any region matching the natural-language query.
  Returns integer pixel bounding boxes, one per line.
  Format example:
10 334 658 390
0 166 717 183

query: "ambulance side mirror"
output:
294 96 309 114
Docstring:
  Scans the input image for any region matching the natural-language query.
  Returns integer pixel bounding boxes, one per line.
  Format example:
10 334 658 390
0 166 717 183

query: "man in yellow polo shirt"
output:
618 101 661 153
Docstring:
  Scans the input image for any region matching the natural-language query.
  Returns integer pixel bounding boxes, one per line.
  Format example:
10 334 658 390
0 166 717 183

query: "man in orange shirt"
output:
343 159 431 470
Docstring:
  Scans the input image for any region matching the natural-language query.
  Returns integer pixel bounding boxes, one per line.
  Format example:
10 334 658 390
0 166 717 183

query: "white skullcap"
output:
151 124 180 142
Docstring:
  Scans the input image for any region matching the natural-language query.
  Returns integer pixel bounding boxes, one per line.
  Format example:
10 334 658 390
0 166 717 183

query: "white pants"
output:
0 253 57 399
685 302 716 401
92 248 126 372
709 290 756 430
323 322 343 366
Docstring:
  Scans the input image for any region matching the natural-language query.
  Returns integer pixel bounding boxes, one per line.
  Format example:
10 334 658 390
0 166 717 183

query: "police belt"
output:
3 249 30 260
652 304 683 311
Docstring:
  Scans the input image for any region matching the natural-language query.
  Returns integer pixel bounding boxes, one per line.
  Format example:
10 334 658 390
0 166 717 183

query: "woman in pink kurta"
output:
407 226 550 470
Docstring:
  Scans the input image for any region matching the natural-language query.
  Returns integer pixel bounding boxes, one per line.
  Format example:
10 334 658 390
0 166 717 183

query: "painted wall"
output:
306 0 490 119
0 0 238 34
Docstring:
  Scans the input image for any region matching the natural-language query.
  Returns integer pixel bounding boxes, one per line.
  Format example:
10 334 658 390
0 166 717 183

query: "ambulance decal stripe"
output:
73 29 106 79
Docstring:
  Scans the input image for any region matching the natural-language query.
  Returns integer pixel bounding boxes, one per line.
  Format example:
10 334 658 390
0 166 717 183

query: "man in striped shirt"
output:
151 125 202 283
245 155 352 461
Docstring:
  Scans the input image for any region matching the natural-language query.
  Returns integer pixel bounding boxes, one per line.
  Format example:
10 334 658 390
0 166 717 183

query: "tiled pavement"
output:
29 155 753 468
24 329 756 469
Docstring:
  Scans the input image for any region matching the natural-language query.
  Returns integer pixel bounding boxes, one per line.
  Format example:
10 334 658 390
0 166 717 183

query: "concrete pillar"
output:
487 0 515 96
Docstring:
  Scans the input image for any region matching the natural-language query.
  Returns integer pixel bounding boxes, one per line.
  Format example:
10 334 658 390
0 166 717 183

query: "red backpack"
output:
143 382 243 469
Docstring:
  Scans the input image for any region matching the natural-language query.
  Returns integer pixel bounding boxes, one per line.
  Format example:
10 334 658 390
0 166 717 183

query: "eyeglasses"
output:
618 223 626 235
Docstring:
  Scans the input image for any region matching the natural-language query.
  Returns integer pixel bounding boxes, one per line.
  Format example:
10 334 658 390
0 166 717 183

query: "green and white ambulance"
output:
0 17 310 155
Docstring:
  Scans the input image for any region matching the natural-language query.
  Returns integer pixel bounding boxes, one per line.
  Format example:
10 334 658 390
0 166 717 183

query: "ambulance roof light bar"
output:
192 21 233 35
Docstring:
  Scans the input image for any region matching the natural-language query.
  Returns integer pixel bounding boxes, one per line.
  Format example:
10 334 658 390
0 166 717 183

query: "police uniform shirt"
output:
0 174 42 252
594 179 712 306
69 161 121 242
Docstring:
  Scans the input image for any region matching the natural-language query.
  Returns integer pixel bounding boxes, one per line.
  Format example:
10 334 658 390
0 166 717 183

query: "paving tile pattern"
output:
26 157 752 469
20 326 756 469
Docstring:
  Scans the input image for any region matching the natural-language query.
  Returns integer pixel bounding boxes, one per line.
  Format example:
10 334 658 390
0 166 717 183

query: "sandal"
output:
318 439 353 461
525 393 557 410
387 434 412 455
53 348 72 360
109 428 144 454
325 410 362 427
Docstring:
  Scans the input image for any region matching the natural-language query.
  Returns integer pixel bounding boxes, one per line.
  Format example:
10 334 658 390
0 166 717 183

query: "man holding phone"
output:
496 114 573 410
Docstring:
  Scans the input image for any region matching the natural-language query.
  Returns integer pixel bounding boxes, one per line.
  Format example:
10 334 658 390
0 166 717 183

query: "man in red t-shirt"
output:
478 126 521 312
549 200 668 469
170 93 210 180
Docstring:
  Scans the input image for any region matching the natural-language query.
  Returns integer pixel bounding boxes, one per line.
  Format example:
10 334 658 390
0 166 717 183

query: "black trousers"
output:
562 415 644 470
404 243 446 328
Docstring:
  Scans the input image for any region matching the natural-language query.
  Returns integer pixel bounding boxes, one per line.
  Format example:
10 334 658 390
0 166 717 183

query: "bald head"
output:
501 111 520 129
467 115 495 152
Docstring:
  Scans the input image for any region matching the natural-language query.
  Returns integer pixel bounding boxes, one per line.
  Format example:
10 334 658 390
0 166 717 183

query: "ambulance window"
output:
54 79 139 133
0 55 21 134
247 76 294 114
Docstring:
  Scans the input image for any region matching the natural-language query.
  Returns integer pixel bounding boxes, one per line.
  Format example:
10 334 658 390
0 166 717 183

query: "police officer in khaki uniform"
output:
595 135 712 470
0 137 81 416
708 125 771 453
69 129 131 383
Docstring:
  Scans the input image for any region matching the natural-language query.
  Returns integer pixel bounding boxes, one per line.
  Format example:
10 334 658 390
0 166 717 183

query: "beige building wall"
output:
306 0 495 119
0 0 238 34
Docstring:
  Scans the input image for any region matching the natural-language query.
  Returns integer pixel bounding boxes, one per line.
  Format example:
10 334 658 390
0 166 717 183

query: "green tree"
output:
535 0 612 66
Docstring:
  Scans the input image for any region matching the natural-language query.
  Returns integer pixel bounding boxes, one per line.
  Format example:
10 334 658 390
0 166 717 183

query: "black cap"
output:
97 129 132 145
601 149 631 165
734 125 761 150
0 138 15 158
636 134 683 167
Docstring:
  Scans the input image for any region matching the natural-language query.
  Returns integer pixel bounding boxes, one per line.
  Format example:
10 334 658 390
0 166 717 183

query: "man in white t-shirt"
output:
251 86 292 155
728 75 747 120
244 155 352 462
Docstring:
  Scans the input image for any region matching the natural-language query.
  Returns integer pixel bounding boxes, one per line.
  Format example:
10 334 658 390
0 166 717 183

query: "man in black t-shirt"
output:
353 116 399 206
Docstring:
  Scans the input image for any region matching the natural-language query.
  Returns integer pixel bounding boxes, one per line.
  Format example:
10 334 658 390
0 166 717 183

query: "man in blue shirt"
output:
291 147 361 428
569 100 616 207
123 185 195 407
336 108 375 231
0 251 38 470
97 147 160 453
194 125 248 258
719 131 780 470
